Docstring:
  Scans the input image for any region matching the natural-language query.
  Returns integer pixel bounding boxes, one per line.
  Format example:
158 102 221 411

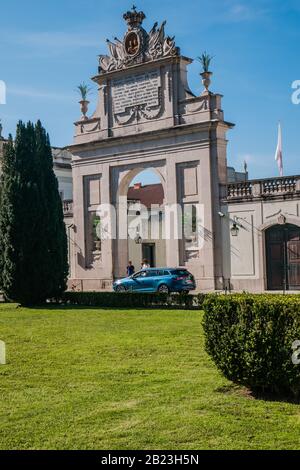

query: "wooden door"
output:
266 224 300 291
287 228 300 290
266 226 285 290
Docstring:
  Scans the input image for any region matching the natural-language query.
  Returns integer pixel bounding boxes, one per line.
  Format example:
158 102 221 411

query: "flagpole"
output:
275 122 283 177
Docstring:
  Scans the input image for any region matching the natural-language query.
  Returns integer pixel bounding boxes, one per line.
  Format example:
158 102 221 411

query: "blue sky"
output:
0 0 299 180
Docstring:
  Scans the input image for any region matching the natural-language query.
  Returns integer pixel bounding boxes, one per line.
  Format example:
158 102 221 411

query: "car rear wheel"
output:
158 284 170 294
116 285 127 293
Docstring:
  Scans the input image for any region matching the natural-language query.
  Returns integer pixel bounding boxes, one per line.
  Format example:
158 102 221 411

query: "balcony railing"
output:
228 182 253 199
262 177 297 194
63 200 73 217
227 176 300 201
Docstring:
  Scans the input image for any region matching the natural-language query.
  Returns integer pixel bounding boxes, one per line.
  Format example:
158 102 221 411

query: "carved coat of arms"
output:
98 7 179 124
99 7 179 73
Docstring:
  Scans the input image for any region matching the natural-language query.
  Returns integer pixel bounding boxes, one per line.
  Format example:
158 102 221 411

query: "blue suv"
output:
113 268 196 294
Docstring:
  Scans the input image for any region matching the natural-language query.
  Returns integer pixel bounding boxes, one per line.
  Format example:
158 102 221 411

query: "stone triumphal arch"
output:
68 7 233 291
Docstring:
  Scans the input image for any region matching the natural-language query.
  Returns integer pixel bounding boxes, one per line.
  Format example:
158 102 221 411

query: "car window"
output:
133 271 147 279
171 269 189 276
134 270 171 278
157 270 170 276
146 270 157 277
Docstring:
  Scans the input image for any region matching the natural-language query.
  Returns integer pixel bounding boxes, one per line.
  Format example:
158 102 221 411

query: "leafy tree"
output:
0 121 68 305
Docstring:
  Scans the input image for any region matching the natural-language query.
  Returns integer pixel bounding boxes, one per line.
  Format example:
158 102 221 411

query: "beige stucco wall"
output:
222 197 300 292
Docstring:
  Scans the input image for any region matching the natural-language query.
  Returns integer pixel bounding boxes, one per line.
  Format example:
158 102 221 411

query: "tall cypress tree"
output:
35 120 68 300
0 121 68 305
0 122 39 303
0 134 18 297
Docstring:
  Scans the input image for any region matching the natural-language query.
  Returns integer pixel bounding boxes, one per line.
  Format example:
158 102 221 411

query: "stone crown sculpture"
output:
98 8 180 74
123 6 146 29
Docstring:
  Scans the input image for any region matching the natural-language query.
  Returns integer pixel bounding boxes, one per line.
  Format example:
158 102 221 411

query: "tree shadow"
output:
215 383 300 405
249 389 300 405
14 304 150 312
12 303 195 312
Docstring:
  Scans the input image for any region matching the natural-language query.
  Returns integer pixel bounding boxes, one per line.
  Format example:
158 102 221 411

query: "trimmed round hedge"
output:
203 294 300 397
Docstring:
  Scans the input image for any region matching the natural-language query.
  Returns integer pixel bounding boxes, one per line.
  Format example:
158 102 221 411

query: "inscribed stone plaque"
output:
112 70 161 114
0 340 6 365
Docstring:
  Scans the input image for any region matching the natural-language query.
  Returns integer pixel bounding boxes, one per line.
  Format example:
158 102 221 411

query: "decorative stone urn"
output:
79 99 90 120
200 71 213 93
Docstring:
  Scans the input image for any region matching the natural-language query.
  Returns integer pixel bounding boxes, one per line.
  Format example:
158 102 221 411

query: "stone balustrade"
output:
227 181 253 199
227 176 300 201
262 177 297 194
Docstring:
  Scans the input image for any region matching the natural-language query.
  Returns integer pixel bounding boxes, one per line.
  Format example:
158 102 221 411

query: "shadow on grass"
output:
10 303 197 312
215 383 300 405
16 304 156 312
250 389 300 405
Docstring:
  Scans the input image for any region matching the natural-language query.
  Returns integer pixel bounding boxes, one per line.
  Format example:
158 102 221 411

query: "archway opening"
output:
266 223 300 291
127 169 166 273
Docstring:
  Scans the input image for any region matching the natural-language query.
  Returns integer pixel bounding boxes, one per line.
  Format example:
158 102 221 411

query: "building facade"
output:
223 176 300 292
66 8 300 292
2 9 297 293
68 7 235 292
127 183 166 270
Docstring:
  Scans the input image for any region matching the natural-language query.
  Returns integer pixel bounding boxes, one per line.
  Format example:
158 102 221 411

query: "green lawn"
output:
0 304 299 450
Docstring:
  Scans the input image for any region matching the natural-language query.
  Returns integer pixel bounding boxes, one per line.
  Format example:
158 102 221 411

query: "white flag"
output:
275 123 283 177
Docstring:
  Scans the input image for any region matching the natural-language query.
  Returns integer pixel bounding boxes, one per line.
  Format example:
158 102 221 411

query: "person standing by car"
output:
142 259 150 269
127 261 135 277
